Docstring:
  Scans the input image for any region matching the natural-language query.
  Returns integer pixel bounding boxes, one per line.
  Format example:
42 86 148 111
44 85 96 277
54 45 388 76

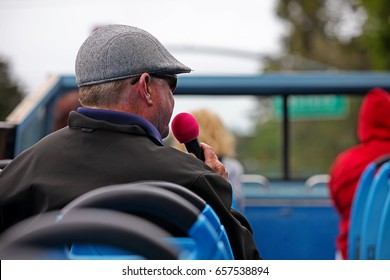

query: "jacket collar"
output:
75 107 163 145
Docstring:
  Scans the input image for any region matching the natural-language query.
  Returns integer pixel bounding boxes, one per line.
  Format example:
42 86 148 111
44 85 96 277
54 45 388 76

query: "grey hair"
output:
78 78 132 108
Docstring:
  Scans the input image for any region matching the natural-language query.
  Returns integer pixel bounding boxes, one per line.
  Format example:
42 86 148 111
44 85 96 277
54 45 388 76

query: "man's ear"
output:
139 73 153 105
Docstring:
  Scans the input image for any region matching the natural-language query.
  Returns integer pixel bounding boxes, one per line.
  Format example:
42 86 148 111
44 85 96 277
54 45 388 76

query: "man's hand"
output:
201 142 229 181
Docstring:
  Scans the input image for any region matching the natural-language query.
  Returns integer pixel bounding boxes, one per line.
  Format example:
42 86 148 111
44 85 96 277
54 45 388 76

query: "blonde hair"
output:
174 109 237 157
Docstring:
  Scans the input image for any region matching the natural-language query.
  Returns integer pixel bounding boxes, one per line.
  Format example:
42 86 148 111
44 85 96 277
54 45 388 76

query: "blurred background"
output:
1 0 389 178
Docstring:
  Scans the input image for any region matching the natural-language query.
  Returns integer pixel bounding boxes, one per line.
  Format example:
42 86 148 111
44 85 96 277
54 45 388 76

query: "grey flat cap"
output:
75 25 191 87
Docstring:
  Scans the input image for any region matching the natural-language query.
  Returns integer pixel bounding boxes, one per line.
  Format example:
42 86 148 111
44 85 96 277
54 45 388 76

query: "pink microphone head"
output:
171 112 199 143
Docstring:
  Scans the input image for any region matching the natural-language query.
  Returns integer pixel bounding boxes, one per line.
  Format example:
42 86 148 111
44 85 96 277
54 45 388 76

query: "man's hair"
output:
78 78 130 108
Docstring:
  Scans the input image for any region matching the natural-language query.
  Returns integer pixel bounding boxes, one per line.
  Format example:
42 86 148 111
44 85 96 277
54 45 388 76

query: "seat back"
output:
62 182 231 259
139 181 234 259
349 155 390 259
349 162 378 259
376 190 390 259
0 208 179 260
360 160 390 259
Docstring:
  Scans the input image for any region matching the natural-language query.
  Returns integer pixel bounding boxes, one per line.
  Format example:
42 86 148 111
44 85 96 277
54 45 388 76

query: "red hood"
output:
358 87 390 143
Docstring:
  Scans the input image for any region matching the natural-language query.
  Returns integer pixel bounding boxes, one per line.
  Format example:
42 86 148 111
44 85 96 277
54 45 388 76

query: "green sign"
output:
273 95 348 119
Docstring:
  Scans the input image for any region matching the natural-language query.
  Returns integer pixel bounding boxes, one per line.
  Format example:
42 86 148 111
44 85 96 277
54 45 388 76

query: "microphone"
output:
171 112 205 161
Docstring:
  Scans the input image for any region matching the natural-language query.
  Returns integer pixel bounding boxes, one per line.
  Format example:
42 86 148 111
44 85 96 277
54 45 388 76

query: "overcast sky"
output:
0 0 284 133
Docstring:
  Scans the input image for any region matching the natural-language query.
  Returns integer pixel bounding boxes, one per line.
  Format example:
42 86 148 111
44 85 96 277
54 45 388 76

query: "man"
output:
0 25 261 259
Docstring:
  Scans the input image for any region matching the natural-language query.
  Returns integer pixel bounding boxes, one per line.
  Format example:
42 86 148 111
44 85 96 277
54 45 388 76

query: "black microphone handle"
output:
184 138 205 162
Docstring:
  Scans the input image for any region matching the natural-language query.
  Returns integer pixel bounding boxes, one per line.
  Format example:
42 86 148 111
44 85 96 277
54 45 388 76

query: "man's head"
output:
75 24 191 138
75 24 190 86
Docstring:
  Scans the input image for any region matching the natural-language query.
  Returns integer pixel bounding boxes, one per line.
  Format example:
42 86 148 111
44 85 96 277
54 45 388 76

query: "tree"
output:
0 58 24 120
358 0 390 70
265 0 390 71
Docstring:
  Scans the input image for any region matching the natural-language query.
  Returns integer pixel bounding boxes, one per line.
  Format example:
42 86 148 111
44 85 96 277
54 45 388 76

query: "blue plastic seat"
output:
376 190 390 259
349 155 390 259
62 182 233 260
349 162 378 259
360 160 390 259
140 181 234 259
0 208 179 260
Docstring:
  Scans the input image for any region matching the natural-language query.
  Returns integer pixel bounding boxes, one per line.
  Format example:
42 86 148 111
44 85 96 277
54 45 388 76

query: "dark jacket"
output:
329 87 390 259
0 111 261 260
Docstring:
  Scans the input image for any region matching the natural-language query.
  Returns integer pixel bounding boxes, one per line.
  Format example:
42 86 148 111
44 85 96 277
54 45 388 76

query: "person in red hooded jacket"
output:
329 87 390 259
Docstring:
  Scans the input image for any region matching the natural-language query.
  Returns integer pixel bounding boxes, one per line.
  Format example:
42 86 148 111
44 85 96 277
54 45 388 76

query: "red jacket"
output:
329 87 390 259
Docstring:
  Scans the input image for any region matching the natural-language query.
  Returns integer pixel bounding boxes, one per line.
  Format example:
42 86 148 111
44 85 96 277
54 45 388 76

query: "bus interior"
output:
1 71 390 260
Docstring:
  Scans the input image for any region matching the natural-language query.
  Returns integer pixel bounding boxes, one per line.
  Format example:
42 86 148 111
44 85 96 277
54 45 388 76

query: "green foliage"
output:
0 58 24 120
237 95 364 179
238 118 282 177
358 0 390 69
265 0 390 70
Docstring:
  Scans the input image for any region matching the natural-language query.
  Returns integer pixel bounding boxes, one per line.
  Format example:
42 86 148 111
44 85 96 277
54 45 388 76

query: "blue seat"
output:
349 162 378 259
62 182 233 260
376 190 390 259
360 160 390 259
349 155 390 259
140 181 234 259
0 208 179 260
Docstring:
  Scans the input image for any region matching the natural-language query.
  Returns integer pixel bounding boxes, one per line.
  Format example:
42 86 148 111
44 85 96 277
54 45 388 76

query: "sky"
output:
0 0 284 133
